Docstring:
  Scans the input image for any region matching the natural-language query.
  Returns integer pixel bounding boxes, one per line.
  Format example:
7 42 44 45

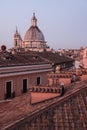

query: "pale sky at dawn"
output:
0 0 87 49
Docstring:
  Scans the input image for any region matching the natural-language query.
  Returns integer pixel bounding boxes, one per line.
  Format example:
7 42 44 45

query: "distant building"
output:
82 47 87 68
14 13 49 51
14 28 22 48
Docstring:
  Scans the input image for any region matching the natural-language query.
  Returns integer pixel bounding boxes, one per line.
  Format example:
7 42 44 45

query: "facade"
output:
14 13 49 51
0 49 52 100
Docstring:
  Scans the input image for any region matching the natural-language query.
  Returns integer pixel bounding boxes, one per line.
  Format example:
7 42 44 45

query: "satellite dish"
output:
1 45 6 52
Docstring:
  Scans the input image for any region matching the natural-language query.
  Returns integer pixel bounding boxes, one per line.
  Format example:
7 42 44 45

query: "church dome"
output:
24 13 45 42
24 26 45 42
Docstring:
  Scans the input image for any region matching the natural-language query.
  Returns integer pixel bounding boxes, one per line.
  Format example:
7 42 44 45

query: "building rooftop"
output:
0 80 87 129
0 51 49 67
0 92 59 129
37 51 73 65
0 50 73 67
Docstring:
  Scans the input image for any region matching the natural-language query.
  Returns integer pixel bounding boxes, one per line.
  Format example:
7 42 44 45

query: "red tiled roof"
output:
0 92 59 129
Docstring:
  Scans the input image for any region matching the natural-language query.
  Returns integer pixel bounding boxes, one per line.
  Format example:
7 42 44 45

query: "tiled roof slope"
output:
0 80 87 129
0 51 49 67
0 51 73 67
37 51 74 64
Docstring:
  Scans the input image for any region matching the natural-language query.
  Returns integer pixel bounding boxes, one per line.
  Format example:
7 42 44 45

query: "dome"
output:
24 26 45 42
24 13 45 42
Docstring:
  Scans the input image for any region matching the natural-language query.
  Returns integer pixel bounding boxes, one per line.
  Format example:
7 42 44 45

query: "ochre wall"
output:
80 74 87 81
0 72 49 100
59 78 71 85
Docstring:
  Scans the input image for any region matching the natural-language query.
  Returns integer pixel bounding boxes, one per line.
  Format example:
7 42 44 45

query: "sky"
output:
0 0 87 50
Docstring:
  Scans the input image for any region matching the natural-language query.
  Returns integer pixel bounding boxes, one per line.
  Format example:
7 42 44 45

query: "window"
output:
15 40 17 46
5 81 12 99
22 79 27 93
37 77 40 86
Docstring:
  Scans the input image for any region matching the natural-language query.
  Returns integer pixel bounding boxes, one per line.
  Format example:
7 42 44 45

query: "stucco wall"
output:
0 72 49 100
59 78 71 85
80 74 87 81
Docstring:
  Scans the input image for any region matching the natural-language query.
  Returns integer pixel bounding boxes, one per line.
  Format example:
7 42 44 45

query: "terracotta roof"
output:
37 51 74 64
0 80 87 129
0 51 73 67
0 51 49 67
0 92 59 129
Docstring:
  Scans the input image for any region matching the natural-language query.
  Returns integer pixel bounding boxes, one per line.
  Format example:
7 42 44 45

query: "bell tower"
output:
14 28 22 48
